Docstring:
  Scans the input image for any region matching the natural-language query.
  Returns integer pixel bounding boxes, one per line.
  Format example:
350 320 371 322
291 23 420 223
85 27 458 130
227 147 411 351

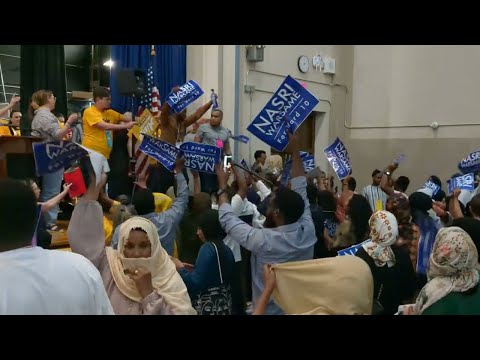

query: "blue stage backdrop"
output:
110 45 186 114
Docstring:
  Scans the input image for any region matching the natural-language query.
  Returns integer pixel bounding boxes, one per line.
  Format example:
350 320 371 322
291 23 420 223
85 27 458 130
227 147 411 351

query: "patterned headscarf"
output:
362 210 399 267
414 227 479 314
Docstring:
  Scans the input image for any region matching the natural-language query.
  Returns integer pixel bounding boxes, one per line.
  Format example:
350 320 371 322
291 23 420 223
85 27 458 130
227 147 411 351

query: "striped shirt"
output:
362 185 388 211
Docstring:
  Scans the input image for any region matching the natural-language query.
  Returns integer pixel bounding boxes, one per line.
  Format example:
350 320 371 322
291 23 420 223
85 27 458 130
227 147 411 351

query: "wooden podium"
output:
0 136 44 179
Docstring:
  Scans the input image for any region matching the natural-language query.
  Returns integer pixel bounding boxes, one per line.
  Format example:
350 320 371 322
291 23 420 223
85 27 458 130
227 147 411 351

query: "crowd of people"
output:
1 86 480 315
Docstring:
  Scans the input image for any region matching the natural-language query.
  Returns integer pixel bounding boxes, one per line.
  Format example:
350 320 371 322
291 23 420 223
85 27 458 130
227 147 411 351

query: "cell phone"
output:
223 155 233 170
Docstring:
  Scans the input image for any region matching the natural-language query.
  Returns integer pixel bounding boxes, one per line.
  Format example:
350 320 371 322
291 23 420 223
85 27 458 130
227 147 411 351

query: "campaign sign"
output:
179 142 221 174
33 141 87 176
448 173 475 194
247 75 319 151
139 135 180 172
324 138 352 180
166 80 204 113
458 150 480 174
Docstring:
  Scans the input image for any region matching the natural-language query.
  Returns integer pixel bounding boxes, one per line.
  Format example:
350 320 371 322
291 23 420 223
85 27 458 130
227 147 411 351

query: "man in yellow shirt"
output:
82 87 135 165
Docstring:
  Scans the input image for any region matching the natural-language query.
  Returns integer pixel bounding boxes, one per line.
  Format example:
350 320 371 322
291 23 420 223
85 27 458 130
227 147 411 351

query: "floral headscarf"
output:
414 227 479 314
362 210 398 267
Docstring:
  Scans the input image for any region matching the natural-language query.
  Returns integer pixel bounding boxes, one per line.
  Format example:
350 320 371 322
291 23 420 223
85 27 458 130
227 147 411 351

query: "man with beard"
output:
216 132 316 315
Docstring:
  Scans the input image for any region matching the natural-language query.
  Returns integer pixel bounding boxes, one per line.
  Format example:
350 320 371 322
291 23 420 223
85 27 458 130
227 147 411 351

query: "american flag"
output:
138 65 160 116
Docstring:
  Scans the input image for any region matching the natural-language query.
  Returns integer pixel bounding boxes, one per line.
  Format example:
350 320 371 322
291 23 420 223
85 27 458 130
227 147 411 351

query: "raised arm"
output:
288 132 312 224
0 95 20 117
67 170 108 268
216 164 268 253
232 162 247 200
162 160 189 225
41 183 71 213
449 188 464 219
184 101 213 128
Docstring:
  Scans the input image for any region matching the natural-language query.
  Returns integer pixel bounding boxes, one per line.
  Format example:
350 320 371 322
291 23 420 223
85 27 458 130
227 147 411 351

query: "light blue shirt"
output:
111 173 189 256
219 176 316 315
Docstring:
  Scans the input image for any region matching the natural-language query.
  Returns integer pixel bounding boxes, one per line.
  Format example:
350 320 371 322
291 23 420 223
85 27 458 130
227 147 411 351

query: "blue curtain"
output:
110 45 186 113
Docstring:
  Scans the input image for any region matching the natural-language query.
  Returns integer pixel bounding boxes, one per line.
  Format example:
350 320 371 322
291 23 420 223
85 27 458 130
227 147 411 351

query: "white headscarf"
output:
105 217 196 314
414 227 479 314
362 210 398 267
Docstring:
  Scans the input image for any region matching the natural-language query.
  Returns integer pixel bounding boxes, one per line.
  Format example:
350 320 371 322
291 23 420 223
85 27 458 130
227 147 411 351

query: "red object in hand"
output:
64 167 87 198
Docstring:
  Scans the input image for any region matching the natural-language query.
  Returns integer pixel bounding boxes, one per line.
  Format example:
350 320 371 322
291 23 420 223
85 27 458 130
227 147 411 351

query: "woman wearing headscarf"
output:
414 227 480 315
252 256 374 315
410 191 440 288
171 209 243 315
355 210 416 314
68 171 196 315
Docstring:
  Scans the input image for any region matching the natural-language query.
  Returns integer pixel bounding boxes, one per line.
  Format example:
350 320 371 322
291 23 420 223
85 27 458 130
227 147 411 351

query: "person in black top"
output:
356 210 416 315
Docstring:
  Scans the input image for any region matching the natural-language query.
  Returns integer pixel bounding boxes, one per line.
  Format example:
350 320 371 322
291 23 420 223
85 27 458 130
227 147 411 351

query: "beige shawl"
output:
271 256 374 315
106 217 195 314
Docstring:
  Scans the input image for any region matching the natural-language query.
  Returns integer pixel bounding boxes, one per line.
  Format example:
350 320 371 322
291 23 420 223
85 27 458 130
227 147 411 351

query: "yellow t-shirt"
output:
154 192 173 213
82 106 122 159
0 126 19 136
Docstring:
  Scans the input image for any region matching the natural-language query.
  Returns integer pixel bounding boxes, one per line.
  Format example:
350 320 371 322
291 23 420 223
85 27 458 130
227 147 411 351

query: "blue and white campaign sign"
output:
280 153 316 185
240 159 249 169
33 141 87 176
420 180 440 197
458 149 480 174
324 138 352 180
139 135 180 172
179 142 221 174
230 135 250 144
337 240 371 257
166 80 204 113
448 173 475 194
247 75 319 151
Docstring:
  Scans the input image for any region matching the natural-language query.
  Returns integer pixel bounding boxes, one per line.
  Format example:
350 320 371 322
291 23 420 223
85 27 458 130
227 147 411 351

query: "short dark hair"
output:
10 110 21 118
132 188 155 215
347 177 357 191
93 86 110 102
372 169 381 177
0 179 37 249
211 109 223 118
395 176 410 193
254 150 266 160
469 194 480 217
271 188 305 225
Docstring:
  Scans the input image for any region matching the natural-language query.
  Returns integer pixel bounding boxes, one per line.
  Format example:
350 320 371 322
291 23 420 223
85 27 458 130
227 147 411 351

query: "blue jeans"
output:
41 168 64 226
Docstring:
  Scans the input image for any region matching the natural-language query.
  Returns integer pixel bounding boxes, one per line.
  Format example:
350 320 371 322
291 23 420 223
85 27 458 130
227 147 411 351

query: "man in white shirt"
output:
0 179 114 315
362 169 388 211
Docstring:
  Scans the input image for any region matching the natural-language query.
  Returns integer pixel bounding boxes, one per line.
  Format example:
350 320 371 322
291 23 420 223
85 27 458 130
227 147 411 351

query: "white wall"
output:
187 45 480 194
346 45 480 192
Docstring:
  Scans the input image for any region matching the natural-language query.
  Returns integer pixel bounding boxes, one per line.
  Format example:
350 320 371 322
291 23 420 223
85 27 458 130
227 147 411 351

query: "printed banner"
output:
33 141 87 176
324 138 352 180
337 240 371 257
280 153 316 185
128 108 159 141
419 180 441 197
166 80 204 113
448 173 475 194
247 75 319 151
139 135 180 172
230 135 250 144
458 149 480 174
179 142 221 174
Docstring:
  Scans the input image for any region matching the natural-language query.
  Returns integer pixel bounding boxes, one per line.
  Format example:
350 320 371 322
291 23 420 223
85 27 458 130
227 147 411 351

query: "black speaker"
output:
116 69 147 96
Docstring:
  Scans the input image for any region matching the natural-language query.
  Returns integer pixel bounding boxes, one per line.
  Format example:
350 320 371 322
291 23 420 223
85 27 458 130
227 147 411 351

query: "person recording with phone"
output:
194 109 231 195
